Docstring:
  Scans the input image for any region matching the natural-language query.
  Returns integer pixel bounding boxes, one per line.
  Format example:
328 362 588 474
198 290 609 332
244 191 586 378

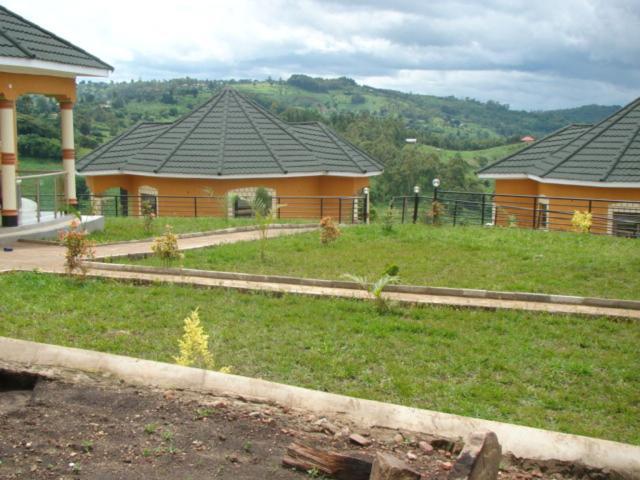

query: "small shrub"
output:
174 308 231 372
381 207 394 233
319 216 340 244
427 201 446 225
151 225 183 266
141 201 156 234
572 210 592 233
252 196 284 262
58 219 95 275
508 214 518 228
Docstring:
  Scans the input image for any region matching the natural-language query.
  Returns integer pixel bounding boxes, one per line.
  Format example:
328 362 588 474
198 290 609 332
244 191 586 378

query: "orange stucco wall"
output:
84 174 370 220
494 179 640 233
0 71 76 102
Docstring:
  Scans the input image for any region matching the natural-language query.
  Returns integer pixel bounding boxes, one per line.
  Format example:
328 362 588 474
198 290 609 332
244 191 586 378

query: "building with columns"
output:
0 5 112 227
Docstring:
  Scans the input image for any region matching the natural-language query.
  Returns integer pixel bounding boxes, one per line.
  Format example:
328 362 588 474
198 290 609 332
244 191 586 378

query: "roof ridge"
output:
216 92 229 176
153 90 226 174
542 97 640 177
0 5 113 70
477 124 583 174
315 122 375 173
0 25 34 58
231 88 314 154
231 89 288 174
601 122 640 181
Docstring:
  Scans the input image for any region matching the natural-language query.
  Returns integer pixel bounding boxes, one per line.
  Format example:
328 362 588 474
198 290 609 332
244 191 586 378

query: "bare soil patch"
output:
0 365 620 479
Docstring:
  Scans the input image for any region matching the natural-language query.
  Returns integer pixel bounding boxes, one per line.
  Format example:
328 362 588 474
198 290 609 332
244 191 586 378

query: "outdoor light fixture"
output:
432 178 441 188
414 185 420 194
363 187 370 195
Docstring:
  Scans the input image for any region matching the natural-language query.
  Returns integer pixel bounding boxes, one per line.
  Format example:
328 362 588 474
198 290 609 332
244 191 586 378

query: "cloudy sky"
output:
7 0 640 110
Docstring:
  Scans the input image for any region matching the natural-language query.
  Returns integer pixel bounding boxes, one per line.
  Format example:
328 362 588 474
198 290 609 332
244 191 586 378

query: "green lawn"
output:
1 272 638 444
123 224 640 300
87 217 312 243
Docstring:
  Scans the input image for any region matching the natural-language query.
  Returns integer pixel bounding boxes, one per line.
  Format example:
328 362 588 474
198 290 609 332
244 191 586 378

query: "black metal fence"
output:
390 190 640 238
21 193 369 224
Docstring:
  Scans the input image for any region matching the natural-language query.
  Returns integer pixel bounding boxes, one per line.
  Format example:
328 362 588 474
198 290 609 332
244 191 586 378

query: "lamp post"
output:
413 185 420 224
363 187 370 224
432 178 440 202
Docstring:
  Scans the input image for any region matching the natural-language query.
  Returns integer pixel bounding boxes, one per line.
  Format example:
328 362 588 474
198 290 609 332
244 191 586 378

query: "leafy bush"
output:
381 207 395 233
58 219 95 275
141 201 156 234
427 201 446 226
572 210 593 233
151 225 183 266
319 216 341 244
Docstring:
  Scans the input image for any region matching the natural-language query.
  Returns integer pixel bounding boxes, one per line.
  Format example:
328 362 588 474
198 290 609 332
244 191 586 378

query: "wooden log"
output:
369 452 421 480
282 442 372 480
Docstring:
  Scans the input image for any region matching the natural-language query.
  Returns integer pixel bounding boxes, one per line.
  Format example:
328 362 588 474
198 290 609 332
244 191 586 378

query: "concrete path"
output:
1 225 639 319
0 226 314 271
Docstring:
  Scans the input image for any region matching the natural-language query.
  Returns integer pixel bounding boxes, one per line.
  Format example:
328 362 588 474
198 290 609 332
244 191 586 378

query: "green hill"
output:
15 75 618 200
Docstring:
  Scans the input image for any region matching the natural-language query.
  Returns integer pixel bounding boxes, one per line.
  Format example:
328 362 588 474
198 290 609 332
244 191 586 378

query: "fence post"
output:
115 195 119 217
532 197 538 229
36 180 41 223
320 197 324 218
276 197 281 219
401 197 407 224
194 197 198 217
453 201 458 226
413 186 420 224
480 194 485 226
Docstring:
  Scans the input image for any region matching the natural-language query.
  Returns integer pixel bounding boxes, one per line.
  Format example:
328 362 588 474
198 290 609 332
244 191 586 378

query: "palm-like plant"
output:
342 272 399 313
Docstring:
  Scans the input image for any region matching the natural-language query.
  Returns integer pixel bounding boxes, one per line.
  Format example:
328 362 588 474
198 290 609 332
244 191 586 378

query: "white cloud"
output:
4 0 640 109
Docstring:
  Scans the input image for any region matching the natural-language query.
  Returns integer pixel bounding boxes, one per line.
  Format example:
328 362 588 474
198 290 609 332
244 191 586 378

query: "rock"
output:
448 430 502 480
314 418 340 435
393 433 404 444
406 452 417 461
349 434 372 447
441 461 453 471
370 452 421 480
418 441 434 454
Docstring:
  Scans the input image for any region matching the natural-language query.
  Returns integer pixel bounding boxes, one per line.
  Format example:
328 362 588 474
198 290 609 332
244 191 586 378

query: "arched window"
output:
139 185 159 216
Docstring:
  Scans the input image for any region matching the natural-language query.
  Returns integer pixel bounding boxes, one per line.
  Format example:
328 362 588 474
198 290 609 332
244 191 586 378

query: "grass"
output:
123 224 640 300
86 216 311 243
1 272 638 444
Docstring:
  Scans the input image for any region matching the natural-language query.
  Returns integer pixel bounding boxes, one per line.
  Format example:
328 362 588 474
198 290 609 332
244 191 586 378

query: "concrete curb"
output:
0 336 637 477
84 261 640 312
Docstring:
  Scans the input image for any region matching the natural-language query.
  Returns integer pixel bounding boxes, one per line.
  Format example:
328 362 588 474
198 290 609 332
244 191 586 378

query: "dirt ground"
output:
0 365 621 480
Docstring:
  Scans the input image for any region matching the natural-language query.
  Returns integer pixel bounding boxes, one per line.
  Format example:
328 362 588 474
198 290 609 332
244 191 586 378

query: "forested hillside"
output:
16 76 618 200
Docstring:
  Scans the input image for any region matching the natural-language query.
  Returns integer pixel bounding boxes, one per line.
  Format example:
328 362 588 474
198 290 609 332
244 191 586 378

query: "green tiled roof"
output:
0 5 112 71
478 97 640 184
77 88 383 178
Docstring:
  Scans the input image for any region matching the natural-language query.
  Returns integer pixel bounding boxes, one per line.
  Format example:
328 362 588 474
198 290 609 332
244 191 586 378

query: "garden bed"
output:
1 272 638 445
118 224 640 300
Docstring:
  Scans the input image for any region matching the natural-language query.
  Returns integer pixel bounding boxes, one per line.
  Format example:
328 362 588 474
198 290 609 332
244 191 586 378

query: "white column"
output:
60 101 77 205
1 99 17 227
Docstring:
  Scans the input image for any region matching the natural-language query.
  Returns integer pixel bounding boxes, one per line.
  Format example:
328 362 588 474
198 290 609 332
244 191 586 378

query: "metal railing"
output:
390 190 640 238
24 193 369 224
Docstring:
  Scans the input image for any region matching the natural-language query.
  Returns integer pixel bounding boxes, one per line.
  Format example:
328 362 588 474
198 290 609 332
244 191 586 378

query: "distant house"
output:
520 135 535 143
77 87 383 218
478 97 640 236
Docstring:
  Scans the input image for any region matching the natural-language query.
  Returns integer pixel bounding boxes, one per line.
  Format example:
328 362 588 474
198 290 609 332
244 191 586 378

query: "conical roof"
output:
479 97 640 185
78 88 383 178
